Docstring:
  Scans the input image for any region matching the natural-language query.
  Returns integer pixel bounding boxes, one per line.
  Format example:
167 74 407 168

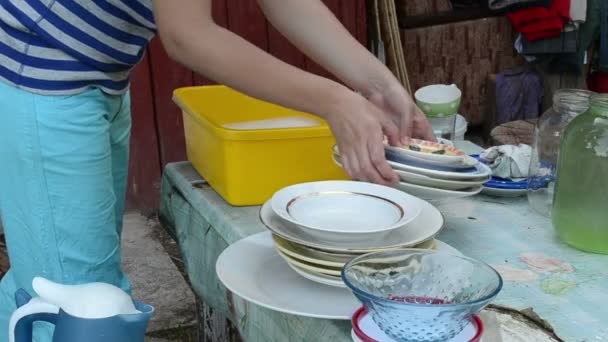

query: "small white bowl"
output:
270 181 423 241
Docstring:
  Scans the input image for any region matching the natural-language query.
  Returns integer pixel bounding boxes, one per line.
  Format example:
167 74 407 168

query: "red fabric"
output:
517 16 564 33
588 72 608 94
519 16 565 41
507 8 552 28
507 0 571 41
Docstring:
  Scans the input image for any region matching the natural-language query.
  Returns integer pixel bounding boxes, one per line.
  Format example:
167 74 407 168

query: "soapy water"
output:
592 118 608 157
553 113 608 254
222 116 320 130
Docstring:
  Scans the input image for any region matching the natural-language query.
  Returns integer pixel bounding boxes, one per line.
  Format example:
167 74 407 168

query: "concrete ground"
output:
122 213 198 341
0 213 197 341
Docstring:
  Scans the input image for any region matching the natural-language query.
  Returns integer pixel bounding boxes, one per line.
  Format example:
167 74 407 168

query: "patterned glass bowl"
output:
342 249 502 342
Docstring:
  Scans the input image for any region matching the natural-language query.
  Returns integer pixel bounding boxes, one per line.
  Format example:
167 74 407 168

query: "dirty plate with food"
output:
393 138 467 163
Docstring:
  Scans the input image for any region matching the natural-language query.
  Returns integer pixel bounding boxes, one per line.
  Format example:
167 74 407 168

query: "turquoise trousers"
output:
0 82 132 341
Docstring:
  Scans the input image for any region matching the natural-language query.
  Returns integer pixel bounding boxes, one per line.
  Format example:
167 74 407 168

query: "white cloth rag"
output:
480 144 531 180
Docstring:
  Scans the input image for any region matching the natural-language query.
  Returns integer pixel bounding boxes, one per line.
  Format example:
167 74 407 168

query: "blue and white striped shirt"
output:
0 0 156 95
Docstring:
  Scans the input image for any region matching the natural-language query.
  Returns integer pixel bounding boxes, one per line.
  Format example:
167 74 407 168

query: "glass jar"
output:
552 94 608 254
527 89 594 217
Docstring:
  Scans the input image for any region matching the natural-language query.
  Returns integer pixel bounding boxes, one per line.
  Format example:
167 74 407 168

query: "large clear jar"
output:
552 94 608 254
527 89 594 217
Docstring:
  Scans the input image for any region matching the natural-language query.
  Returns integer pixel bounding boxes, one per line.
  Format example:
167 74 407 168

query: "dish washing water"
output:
222 116 320 130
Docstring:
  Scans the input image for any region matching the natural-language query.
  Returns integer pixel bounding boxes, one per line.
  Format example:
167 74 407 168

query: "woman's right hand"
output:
325 91 400 185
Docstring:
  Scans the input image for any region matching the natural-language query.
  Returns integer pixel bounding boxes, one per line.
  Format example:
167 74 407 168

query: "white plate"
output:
481 186 527 197
387 159 492 181
331 147 490 181
332 154 487 191
394 168 489 191
271 181 422 235
285 262 346 288
392 182 482 201
434 240 462 255
285 240 460 290
285 240 460 289
273 235 352 267
385 154 477 172
436 137 454 146
260 200 444 253
274 235 438 269
216 231 359 319
277 249 342 276
386 147 479 172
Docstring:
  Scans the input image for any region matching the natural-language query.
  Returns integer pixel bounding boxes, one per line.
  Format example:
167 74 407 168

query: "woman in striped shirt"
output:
0 0 433 339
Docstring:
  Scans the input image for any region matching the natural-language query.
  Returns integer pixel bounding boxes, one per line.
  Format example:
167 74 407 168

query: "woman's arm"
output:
256 0 434 143
257 0 389 97
153 0 399 184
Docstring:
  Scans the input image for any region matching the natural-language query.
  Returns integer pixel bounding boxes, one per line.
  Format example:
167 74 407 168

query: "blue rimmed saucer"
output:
385 149 478 172
484 177 528 190
471 154 528 197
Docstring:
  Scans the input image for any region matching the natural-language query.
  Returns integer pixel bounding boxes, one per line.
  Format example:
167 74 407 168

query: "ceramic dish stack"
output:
261 181 458 288
216 180 466 319
333 140 492 201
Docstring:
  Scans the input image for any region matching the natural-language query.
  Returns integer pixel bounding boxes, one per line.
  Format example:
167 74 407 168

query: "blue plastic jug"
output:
9 278 154 342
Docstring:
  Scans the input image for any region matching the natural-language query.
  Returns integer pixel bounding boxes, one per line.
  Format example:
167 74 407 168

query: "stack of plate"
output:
332 140 492 201
481 177 528 197
262 181 456 288
471 154 528 197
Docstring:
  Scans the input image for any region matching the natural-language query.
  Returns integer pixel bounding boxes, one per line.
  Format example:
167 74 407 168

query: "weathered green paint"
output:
540 278 577 296
160 141 608 341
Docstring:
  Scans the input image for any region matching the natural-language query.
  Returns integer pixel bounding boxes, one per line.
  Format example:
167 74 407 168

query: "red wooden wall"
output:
127 0 367 213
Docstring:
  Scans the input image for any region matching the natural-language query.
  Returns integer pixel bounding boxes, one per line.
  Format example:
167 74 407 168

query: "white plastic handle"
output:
9 298 59 342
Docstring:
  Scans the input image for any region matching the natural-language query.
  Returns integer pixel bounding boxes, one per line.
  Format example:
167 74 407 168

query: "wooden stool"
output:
490 119 538 146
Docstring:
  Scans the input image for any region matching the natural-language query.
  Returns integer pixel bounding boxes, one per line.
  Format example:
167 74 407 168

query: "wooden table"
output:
159 141 607 341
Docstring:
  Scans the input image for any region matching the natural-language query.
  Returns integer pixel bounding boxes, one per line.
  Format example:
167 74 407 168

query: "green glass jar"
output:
552 94 608 254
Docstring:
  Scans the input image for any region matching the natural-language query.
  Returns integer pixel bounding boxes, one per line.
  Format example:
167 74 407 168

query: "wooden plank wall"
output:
401 17 522 127
128 0 367 213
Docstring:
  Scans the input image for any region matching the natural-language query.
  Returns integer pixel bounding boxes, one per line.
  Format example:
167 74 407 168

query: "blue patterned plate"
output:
386 149 478 172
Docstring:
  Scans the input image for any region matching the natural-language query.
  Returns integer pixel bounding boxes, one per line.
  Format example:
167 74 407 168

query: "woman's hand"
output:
365 81 436 146
155 0 434 186
325 91 400 185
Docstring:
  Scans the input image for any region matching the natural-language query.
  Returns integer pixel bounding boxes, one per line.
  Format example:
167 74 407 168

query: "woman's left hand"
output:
365 82 436 146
